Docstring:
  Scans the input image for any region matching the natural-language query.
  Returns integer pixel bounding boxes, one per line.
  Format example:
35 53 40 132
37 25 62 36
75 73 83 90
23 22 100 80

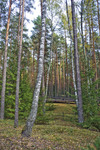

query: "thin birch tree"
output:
21 0 47 137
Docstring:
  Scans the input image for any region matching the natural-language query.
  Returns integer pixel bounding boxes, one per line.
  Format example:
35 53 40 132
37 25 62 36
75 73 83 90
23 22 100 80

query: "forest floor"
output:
0 103 100 150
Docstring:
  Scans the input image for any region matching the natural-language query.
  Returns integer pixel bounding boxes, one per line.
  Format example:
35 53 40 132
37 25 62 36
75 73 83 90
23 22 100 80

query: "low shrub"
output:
82 136 100 150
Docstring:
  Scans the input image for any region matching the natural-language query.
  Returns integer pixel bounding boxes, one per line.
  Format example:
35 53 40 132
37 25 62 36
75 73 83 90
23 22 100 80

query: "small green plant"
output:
46 103 55 111
82 116 100 131
82 137 100 150
35 115 50 124
91 116 100 131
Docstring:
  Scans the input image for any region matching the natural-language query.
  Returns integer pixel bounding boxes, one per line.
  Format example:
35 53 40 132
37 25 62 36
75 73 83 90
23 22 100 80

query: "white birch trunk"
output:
21 0 47 137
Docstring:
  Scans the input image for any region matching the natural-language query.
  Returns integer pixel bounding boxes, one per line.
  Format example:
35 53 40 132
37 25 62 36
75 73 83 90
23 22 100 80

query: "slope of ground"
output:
0 103 100 150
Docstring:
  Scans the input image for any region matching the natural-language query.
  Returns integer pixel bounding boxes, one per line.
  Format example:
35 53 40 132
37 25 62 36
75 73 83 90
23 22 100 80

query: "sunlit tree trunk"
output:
71 0 83 123
14 0 24 127
0 0 12 119
21 0 47 137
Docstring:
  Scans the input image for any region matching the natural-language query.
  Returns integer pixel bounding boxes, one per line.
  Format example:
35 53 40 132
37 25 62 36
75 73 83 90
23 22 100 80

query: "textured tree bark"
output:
14 0 24 127
71 0 84 123
66 0 78 106
0 0 12 119
21 0 47 137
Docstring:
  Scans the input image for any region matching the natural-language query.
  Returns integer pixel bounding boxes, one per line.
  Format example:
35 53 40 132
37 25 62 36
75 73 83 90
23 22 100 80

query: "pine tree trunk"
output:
14 0 24 127
21 0 47 137
71 0 83 123
0 0 12 119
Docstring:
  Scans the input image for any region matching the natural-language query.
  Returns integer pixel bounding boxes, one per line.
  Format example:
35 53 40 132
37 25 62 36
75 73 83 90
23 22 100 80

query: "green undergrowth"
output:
0 103 100 150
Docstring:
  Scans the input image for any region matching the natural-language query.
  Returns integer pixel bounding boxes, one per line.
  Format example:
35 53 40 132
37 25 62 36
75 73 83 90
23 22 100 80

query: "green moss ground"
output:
0 103 100 150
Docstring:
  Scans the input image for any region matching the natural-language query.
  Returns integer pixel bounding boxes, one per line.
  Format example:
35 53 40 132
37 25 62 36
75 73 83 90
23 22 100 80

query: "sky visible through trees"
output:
26 0 79 36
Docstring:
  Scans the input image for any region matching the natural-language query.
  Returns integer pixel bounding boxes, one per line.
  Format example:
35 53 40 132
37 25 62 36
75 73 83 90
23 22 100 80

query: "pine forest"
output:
0 0 100 149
